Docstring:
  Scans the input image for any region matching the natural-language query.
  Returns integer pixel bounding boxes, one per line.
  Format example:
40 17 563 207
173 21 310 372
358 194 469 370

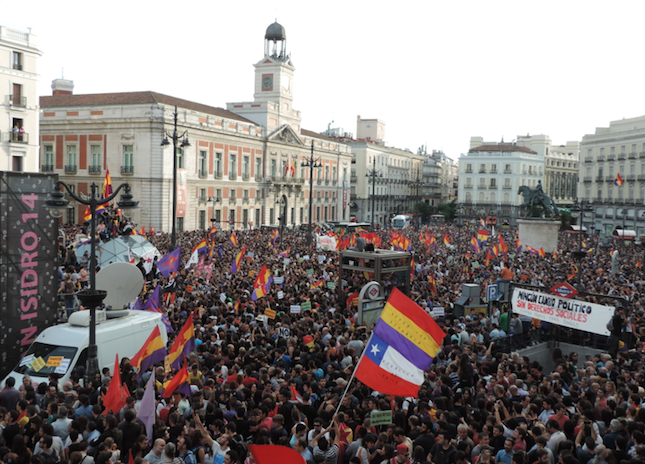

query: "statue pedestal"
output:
517 219 560 253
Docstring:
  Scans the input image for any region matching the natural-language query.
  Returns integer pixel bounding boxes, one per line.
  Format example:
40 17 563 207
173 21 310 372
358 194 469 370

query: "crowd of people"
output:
8 216 645 464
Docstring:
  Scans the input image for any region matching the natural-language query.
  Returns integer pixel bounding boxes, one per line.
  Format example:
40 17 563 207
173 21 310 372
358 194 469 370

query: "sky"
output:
5 1 645 161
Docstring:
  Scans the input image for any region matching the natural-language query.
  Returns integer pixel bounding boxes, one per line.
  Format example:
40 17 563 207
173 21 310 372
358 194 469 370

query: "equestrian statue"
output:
518 181 559 218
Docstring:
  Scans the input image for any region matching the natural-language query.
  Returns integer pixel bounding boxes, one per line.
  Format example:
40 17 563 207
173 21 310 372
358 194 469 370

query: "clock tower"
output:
227 21 301 132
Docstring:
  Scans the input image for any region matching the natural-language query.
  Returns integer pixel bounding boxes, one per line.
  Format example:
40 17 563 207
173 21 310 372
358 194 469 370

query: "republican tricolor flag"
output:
355 288 445 397
615 173 624 186
232 246 247 274
229 232 239 246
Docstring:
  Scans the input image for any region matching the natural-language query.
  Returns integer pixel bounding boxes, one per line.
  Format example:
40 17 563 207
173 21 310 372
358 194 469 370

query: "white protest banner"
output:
316 236 337 251
274 276 285 285
511 287 614 336
290 305 301 314
220 293 227 303
277 291 284 299
431 307 445 317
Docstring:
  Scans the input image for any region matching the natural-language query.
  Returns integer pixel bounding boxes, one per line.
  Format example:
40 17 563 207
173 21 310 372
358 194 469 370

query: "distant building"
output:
323 117 424 225
459 140 544 207
580 115 645 237
1 26 42 172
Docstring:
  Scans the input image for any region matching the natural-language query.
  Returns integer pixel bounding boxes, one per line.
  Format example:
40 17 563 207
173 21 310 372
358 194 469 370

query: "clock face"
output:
262 75 273 91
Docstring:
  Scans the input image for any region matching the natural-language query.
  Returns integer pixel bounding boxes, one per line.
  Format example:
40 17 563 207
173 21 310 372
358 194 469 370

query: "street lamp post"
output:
366 156 382 227
161 105 191 251
45 181 138 385
301 141 321 246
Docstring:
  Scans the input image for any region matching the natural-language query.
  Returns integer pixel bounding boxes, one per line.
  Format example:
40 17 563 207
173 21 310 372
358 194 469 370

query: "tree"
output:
414 202 433 221
438 201 457 221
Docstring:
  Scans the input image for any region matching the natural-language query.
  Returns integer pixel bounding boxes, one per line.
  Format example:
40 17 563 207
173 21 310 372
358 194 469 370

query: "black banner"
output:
0 172 58 379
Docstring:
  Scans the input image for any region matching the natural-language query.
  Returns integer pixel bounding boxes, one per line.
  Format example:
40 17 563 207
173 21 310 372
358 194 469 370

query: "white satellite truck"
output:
3 263 166 387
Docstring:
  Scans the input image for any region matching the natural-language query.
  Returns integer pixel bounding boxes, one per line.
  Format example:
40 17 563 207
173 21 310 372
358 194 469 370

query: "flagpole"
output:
334 333 373 416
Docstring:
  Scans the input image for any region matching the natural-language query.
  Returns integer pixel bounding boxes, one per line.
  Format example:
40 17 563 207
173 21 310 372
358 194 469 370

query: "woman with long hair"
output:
11 435 32 464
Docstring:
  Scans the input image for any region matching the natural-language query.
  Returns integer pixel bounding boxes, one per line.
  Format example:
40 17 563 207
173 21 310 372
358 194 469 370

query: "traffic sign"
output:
551 282 578 299
487 284 499 301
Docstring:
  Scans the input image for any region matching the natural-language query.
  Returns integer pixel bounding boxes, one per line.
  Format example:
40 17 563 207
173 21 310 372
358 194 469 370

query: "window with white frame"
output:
123 145 133 168
67 145 77 167
215 153 222 177
91 145 101 169
44 145 54 168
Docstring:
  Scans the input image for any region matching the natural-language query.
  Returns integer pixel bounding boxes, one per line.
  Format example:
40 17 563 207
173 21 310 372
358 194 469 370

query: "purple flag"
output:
157 248 181 278
142 286 160 312
136 372 156 441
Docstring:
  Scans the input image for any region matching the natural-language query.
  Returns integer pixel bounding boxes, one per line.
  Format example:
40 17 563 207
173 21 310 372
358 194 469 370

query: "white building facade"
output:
0 26 42 172
580 115 645 237
458 143 545 207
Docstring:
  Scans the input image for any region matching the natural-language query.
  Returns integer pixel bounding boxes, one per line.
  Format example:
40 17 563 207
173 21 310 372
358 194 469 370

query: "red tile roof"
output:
40 91 257 125
469 144 537 154
301 129 338 142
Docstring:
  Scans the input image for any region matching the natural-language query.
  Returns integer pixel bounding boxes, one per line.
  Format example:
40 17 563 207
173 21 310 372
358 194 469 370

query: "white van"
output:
391 214 414 229
4 309 168 387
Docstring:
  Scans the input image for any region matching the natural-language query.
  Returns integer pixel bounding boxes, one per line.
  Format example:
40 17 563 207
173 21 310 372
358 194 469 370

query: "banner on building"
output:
176 168 187 217
511 287 613 336
0 172 58 379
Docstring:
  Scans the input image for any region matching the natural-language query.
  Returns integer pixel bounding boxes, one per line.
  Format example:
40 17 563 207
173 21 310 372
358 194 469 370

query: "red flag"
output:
101 354 126 415
128 450 134 464
249 445 305 464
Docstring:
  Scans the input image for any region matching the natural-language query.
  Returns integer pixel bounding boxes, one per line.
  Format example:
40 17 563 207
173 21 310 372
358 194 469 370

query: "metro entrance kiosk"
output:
337 249 412 326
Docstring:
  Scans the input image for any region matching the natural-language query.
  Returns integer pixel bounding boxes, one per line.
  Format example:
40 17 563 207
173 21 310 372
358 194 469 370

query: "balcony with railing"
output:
584 157 593 163
465 169 473 173
489 184 498 189
65 165 77 174
6 95 26 107
89 165 102 174
595 176 604 182
121 165 134 175
640 152 645 159
478 169 486 173
8 131 28 144
583 176 592 183
255 174 263 182
503 184 512 189
607 154 616 161
242 195 249 204
618 153 626 160
638 175 645 181
41 164 54 172
626 175 636 182
242 173 250 181
214 171 223 180
477 184 486 189
229 196 236 204
316 179 322 185
597 155 605 162
198 194 207 203
229 172 237 180
629 152 638 159
606 176 615 182
332 179 337 185
464 185 473 189
198 169 208 179
503 169 512 174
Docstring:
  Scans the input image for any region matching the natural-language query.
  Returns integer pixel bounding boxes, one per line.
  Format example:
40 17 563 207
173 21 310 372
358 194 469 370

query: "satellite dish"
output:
96 262 144 309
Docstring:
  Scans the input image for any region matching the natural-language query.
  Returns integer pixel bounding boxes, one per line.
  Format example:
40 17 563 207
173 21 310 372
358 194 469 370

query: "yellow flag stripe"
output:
380 303 441 356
